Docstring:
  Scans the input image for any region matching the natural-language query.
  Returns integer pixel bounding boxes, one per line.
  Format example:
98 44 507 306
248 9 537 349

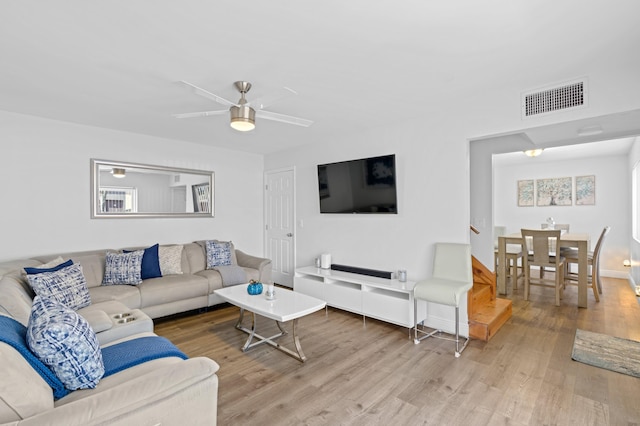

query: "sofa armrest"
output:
17 357 220 426
235 250 272 284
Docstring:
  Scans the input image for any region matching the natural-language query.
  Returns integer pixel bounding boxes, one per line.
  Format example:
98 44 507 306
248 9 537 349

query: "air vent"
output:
522 78 587 118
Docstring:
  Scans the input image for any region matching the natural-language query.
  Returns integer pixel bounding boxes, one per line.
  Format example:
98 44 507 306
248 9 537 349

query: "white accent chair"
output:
413 243 473 358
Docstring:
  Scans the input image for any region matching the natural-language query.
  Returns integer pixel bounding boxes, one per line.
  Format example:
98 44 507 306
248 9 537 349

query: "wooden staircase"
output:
468 256 512 341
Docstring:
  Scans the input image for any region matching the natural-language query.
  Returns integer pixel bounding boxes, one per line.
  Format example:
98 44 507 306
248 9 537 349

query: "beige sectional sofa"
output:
0 241 272 325
0 241 272 425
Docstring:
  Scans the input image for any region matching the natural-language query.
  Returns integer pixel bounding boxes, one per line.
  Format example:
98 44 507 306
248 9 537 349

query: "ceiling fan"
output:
174 80 313 131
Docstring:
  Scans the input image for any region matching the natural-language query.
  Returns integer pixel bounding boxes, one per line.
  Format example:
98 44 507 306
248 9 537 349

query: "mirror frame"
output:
91 159 215 218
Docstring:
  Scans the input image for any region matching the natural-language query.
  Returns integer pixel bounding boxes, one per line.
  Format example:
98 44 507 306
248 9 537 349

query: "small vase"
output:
247 281 263 295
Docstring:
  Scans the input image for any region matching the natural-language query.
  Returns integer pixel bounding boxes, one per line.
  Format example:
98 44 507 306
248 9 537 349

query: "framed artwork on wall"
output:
517 180 534 206
575 175 595 205
536 177 572 206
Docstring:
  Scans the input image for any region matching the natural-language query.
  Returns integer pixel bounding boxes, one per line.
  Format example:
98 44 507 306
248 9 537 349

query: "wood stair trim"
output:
472 255 496 300
468 255 512 342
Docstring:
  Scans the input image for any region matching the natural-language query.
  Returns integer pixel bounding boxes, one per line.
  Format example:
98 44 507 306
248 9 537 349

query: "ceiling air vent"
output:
522 78 587 118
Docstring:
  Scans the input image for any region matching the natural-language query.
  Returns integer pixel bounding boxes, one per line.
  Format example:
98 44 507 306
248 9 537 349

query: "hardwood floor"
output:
154 277 640 425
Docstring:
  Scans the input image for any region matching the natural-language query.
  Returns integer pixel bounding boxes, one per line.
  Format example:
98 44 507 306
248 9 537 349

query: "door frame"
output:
263 166 297 286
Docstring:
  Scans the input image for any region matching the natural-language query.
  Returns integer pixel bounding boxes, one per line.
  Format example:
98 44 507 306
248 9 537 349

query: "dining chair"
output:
564 226 611 299
413 243 473 358
541 223 570 231
539 223 570 278
493 226 523 289
521 229 566 306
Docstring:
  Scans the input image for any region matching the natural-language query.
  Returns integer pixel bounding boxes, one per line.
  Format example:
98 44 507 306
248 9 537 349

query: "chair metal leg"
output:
414 302 469 357
454 306 469 357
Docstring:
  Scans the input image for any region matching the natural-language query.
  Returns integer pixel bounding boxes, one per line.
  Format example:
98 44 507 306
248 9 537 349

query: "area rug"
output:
572 329 640 378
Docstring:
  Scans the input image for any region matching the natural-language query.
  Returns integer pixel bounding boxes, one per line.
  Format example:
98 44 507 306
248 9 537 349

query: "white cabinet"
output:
294 266 426 328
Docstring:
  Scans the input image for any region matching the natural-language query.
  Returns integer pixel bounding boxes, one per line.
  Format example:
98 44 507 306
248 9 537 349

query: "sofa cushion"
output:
0 314 68 400
79 309 113 333
103 251 144 285
205 240 234 268
197 267 259 293
0 340 54 423
124 244 162 280
0 273 37 326
69 254 105 288
27 296 105 391
137 274 209 308
26 263 91 310
88 285 141 309
158 245 184 275
184 242 206 273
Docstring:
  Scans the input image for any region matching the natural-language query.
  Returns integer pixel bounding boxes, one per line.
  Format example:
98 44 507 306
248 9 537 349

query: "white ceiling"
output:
1 1 639 155
493 137 635 166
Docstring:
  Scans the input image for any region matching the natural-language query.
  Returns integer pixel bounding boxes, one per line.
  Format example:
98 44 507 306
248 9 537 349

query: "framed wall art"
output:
575 175 595 205
517 179 534 207
536 177 572 206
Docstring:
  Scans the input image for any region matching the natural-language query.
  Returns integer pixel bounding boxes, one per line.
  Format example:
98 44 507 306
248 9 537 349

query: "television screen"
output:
317 154 397 214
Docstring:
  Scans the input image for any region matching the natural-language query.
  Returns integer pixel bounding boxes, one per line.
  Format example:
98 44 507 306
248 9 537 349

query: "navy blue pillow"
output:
124 244 162 280
24 259 74 275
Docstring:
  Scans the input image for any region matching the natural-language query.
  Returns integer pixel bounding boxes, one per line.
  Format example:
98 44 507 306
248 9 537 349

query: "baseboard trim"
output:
600 269 631 280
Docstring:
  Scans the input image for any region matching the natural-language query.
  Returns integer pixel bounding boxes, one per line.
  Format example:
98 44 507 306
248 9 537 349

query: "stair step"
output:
471 283 493 309
469 298 512 342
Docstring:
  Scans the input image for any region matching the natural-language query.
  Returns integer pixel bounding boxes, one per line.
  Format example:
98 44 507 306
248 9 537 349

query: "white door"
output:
264 168 296 287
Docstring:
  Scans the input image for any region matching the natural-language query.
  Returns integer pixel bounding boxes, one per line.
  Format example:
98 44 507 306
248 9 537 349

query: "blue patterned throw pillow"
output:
102 250 144 285
26 263 91 310
26 296 104 390
123 244 162 280
24 258 73 274
205 240 232 269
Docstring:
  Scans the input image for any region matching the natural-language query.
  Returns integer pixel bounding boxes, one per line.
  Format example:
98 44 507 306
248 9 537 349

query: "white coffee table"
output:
215 283 326 362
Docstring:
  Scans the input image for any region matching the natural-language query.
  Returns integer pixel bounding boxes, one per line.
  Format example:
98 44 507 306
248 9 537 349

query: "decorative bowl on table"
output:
247 279 263 295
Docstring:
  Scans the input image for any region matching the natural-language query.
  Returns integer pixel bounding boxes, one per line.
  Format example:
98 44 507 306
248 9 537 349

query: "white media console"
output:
294 265 427 330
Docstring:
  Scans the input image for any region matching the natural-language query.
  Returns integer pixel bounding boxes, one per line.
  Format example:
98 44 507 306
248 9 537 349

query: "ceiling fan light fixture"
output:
230 104 256 131
523 148 544 157
112 168 126 178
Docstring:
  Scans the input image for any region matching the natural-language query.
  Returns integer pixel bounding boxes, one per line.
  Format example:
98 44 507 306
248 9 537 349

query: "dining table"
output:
496 232 591 308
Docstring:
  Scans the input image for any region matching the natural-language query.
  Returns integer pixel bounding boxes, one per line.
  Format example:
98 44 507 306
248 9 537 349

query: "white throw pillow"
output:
158 245 183 275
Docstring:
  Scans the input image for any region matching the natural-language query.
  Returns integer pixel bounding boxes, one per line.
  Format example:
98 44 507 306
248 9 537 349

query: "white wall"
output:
494 154 630 277
265 59 640 331
0 110 265 261
628 137 640 286
265 110 471 284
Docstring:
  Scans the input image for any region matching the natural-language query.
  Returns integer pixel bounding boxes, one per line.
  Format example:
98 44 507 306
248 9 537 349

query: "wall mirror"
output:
91 159 214 218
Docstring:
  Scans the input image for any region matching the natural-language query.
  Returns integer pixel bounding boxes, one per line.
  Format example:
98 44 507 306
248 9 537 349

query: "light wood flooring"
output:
154 277 640 425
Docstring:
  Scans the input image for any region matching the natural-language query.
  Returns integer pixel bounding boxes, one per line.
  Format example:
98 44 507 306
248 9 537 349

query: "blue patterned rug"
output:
572 329 640 378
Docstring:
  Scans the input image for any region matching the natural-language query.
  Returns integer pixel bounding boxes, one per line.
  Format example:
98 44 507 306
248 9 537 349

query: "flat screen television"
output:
317 154 397 214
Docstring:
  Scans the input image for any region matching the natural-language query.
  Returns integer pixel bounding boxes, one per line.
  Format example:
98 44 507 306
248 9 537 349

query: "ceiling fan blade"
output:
173 110 228 119
248 87 297 110
256 110 313 127
178 81 236 107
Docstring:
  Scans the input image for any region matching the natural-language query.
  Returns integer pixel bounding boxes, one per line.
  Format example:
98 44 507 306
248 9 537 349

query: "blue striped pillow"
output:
102 250 144 285
205 240 232 269
26 263 91 310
